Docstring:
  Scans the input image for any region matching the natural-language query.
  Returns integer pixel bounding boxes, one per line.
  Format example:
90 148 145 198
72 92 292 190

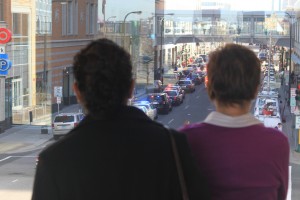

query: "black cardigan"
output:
32 106 210 200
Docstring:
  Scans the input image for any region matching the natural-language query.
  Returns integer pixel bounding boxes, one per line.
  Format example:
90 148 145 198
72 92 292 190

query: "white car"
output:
253 94 282 130
133 101 158 120
52 112 85 140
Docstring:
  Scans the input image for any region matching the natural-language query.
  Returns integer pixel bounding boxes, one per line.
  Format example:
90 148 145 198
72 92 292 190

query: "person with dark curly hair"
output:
179 43 289 200
31 39 210 200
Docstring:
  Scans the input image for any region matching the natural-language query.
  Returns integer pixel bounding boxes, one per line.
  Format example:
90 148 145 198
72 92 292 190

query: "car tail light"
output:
74 122 79 127
52 123 54 128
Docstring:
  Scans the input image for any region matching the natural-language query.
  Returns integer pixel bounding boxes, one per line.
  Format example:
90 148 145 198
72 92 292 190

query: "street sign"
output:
0 28 12 44
0 46 5 54
290 97 296 107
291 88 296 97
295 115 300 129
54 86 63 97
295 106 300 115
57 97 61 104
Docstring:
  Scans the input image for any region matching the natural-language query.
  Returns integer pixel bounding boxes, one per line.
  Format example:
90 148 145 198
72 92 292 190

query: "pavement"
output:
0 70 300 165
0 85 149 155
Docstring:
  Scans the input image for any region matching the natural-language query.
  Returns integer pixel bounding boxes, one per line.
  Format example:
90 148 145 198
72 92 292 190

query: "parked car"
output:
176 79 195 93
132 101 158 120
146 93 172 114
134 105 148 115
52 112 85 140
163 89 183 105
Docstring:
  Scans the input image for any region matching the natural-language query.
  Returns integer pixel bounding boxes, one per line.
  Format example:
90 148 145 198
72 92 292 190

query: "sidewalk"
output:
0 85 149 155
280 82 300 165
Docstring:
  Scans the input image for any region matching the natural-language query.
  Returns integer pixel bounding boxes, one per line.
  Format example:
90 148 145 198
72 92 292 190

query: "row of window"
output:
35 1 97 35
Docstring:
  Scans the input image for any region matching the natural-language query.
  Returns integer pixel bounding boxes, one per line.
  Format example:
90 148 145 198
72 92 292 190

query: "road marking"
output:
11 156 36 158
287 166 292 200
168 119 174 124
184 105 189 110
0 156 36 163
0 156 11 162
196 96 200 99
187 114 191 115
12 179 18 183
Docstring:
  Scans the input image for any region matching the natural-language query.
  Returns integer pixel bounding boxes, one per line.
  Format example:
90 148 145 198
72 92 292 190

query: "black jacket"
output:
32 106 209 200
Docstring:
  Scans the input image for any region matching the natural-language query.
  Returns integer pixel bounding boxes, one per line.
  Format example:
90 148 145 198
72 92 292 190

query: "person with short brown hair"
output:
180 43 289 200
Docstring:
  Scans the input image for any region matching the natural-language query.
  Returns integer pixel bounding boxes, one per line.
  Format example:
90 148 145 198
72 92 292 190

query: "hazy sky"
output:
165 0 277 11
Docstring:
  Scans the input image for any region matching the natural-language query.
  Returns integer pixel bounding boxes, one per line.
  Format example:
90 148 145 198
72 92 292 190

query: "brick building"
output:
0 0 98 132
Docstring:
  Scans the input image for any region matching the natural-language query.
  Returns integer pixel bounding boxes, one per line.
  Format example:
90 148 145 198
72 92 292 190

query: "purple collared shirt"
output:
180 112 289 200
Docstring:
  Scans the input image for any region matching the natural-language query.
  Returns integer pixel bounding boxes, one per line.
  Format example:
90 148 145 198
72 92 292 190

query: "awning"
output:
275 38 294 48
292 53 300 64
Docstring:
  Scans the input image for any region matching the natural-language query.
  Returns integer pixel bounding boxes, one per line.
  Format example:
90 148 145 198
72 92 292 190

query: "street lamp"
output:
107 16 116 21
286 11 294 103
105 16 116 35
156 13 174 84
123 11 142 48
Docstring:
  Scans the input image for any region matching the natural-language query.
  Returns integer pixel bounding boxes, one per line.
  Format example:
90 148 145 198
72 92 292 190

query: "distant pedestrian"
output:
291 71 295 84
179 44 289 200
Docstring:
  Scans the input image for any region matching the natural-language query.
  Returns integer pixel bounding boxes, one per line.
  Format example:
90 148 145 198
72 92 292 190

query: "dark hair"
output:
73 39 132 118
207 43 261 106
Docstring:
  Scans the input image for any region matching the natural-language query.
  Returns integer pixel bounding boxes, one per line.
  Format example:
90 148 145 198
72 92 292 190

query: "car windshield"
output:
164 91 177 96
179 81 191 85
54 116 75 123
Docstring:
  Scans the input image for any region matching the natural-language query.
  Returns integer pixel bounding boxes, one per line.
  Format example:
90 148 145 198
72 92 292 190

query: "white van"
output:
52 112 84 140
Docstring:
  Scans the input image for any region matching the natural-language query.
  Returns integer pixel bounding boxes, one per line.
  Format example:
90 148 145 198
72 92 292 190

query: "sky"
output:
100 0 299 21
165 0 279 11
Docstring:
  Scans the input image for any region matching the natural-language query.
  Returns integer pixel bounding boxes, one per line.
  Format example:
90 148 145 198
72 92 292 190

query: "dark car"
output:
146 93 172 114
163 89 183 105
176 79 195 93
190 73 202 85
258 52 268 61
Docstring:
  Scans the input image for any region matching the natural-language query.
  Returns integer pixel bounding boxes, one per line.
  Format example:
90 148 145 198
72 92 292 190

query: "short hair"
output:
73 39 133 118
207 43 261 106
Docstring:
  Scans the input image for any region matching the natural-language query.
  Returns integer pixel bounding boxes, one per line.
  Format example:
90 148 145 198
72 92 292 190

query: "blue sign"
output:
0 54 12 76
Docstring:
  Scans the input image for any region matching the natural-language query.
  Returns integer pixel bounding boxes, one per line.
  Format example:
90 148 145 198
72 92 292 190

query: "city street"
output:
0 81 299 199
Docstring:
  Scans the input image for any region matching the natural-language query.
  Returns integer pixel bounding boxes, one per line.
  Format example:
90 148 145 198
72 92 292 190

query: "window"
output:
62 1 77 35
12 78 22 108
0 0 3 21
86 3 96 34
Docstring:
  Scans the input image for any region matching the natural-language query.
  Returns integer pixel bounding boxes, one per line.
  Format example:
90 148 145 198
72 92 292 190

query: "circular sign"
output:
0 59 9 71
0 28 12 44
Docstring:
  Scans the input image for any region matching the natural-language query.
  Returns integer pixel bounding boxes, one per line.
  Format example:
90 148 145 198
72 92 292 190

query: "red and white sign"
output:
0 28 12 44
291 88 296 97
57 97 61 104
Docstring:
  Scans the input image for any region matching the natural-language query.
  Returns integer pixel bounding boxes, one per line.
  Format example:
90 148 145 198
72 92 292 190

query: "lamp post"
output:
105 16 116 35
123 11 142 48
107 16 116 21
156 13 174 84
286 12 293 103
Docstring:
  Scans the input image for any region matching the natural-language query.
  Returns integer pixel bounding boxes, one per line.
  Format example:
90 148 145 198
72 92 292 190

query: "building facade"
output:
0 0 98 132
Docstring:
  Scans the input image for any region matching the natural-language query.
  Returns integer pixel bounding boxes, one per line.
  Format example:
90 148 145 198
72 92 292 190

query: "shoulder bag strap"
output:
168 129 190 200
